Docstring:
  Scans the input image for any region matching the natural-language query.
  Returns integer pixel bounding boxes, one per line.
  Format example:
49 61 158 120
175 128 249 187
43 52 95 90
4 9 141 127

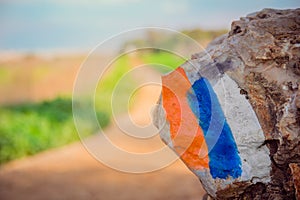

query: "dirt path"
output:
0 57 206 200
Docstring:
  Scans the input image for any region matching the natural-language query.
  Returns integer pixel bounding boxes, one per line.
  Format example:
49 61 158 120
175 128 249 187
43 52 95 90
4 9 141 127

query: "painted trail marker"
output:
157 66 270 197
154 8 300 199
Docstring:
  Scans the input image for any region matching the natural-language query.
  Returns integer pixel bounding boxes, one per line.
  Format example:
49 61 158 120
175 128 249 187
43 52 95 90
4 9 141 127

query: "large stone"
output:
154 8 300 199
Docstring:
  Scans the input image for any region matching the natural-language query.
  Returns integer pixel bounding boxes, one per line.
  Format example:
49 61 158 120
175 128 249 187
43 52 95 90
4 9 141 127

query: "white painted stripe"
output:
213 74 271 183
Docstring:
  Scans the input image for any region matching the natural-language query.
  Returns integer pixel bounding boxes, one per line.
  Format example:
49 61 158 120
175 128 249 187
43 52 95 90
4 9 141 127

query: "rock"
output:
153 8 300 199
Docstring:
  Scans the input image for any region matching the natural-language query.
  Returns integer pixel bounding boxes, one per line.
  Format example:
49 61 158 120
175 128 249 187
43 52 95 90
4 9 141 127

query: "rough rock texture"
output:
154 8 300 199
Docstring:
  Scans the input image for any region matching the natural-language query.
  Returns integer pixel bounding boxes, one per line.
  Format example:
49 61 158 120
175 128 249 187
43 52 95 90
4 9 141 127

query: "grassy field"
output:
95 55 136 115
0 54 135 164
141 50 187 73
0 98 110 164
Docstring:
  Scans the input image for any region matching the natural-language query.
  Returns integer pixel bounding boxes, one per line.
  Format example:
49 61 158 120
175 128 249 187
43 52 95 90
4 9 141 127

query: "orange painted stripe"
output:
162 67 209 170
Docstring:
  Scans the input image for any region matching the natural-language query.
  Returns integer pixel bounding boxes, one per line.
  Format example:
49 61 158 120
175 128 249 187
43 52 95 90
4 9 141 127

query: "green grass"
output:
0 67 13 85
0 98 110 164
95 55 136 115
141 51 187 74
0 55 136 164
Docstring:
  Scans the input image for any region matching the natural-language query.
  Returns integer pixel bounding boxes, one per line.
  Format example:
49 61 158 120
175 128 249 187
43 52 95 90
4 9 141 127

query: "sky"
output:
0 0 299 52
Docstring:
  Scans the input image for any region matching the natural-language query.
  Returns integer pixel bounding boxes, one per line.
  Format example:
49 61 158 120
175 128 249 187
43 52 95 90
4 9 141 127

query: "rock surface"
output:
154 8 300 199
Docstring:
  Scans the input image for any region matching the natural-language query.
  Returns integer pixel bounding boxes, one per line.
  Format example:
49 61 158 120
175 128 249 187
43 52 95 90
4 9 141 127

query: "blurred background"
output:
0 0 299 199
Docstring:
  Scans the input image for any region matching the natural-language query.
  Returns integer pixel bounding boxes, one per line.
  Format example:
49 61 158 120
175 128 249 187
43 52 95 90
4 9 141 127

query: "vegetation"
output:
181 28 228 43
121 28 227 74
121 28 228 54
141 50 187 73
0 98 109 164
95 54 136 115
0 55 135 164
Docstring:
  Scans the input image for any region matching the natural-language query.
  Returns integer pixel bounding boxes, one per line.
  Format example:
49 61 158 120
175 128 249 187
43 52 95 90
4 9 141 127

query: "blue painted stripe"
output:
187 77 242 179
